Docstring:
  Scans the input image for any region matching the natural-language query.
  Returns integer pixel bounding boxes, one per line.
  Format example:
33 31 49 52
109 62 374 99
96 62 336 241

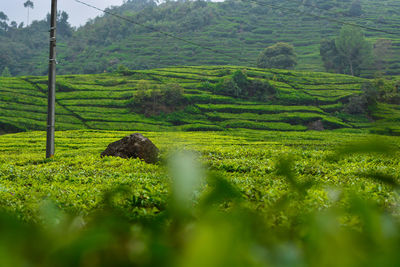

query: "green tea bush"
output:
256 42 298 69
344 81 379 114
212 70 276 101
181 123 224 131
0 132 399 266
128 83 187 116
222 119 306 131
56 80 75 92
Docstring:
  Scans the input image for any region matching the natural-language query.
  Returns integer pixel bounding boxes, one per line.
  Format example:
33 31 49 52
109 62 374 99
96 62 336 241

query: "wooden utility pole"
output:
46 0 57 158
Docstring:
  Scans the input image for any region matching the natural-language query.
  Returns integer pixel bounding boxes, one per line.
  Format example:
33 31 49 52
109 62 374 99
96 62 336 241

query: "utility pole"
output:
46 0 57 158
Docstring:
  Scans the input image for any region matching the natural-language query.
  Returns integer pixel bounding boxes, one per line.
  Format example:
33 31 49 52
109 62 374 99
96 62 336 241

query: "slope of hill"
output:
0 66 398 134
1 0 400 76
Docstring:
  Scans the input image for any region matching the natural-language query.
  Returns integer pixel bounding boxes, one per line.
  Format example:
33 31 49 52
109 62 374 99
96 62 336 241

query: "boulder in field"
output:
101 133 159 164
307 120 324 131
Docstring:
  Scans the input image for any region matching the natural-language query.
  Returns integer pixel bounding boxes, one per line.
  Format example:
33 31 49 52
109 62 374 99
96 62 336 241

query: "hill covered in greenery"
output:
1 0 400 76
0 66 398 134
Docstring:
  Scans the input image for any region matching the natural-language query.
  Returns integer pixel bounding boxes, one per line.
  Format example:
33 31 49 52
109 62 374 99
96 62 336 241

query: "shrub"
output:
128 83 187 116
256 42 297 69
344 82 378 114
116 64 134 76
213 70 276 101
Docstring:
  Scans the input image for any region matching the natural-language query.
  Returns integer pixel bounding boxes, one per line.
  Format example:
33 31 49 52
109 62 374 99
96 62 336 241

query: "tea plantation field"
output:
1 129 400 265
0 129 399 221
0 66 399 135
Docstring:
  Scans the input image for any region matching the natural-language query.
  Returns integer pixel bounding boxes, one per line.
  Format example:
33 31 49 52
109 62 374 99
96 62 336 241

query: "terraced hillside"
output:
0 66 398 134
1 0 400 77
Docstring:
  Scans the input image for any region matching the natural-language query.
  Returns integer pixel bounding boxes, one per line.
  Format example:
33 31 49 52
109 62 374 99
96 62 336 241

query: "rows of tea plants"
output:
0 66 379 133
0 129 399 221
0 129 400 265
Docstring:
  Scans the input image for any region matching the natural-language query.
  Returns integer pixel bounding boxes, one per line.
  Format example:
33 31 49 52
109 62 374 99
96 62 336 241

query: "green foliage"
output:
128 82 186 116
373 39 393 73
320 26 372 76
181 123 225 131
344 81 379 114
2 0 400 77
213 70 276 101
336 26 372 76
1 67 11 77
0 66 397 134
349 0 363 16
256 42 297 70
345 78 400 114
322 26 372 76
320 39 344 74
0 131 399 265
116 64 133 76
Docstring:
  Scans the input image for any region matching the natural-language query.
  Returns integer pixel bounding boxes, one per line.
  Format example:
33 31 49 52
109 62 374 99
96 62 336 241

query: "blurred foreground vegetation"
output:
0 130 399 266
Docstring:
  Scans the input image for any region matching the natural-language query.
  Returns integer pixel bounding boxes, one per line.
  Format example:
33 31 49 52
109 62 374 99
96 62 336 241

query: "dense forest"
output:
1 0 400 77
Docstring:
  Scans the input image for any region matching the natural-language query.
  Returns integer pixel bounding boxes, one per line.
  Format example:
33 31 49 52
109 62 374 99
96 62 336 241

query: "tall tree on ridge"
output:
335 26 371 76
23 0 34 26
0 11 8 32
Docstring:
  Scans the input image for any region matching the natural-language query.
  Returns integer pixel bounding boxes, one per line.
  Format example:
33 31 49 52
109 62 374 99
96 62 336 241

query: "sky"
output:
0 0 125 27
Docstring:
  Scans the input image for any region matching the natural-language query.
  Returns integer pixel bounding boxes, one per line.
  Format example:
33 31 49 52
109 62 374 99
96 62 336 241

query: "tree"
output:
320 39 344 74
0 11 8 32
321 26 371 76
213 70 276 100
257 42 297 69
1 67 11 77
349 0 363 17
46 11 73 37
10 21 17 29
23 0 34 26
335 26 371 76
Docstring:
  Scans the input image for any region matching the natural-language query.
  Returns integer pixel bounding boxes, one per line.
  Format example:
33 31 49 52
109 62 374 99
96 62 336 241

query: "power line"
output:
74 0 255 66
244 0 399 36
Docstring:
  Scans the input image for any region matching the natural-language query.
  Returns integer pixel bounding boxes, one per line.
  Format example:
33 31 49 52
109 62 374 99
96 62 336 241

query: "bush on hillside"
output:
345 78 400 114
376 79 400 104
256 42 297 70
212 70 276 101
128 82 187 116
116 64 134 76
344 82 378 114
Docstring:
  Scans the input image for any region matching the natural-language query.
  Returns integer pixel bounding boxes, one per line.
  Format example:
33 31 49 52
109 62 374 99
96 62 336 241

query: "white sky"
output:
0 0 125 27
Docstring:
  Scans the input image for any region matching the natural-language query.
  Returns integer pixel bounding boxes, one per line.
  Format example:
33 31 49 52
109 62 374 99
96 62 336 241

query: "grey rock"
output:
307 120 324 131
101 133 159 163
